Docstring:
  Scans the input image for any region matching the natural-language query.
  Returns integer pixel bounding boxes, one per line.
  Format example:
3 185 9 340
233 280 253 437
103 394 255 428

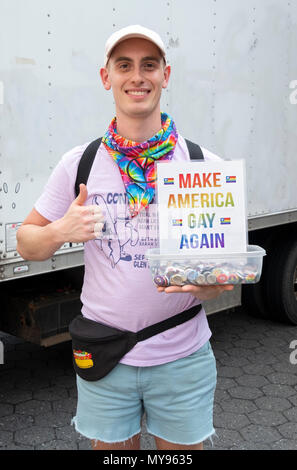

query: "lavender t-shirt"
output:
35 135 221 366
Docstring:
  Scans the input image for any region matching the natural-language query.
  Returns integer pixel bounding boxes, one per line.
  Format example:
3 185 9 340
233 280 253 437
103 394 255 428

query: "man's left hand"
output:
156 284 234 301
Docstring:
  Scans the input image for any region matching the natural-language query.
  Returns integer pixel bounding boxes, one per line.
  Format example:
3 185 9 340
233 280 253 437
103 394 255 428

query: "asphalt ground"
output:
0 305 297 451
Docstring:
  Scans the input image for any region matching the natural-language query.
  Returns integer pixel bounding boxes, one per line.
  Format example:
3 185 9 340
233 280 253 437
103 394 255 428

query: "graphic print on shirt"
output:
92 193 158 268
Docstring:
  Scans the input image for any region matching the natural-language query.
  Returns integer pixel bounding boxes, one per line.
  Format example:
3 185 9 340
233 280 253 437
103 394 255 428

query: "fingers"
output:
90 205 104 223
157 285 184 294
94 222 104 237
156 284 234 299
91 205 103 215
94 222 104 232
157 286 165 292
93 213 104 223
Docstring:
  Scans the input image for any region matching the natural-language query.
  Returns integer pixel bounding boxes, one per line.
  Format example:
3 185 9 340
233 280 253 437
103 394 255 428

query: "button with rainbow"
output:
73 349 94 368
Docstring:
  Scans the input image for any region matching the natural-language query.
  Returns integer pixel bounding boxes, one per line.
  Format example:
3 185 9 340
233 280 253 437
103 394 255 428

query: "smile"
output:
125 90 151 96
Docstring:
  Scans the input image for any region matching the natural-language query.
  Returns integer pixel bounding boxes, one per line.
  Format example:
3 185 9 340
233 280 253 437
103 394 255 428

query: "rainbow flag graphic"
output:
172 219 183 226
226 176 236 183
164 177 174 185
220 217 231 225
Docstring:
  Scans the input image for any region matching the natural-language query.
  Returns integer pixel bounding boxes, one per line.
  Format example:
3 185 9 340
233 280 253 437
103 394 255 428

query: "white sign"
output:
156 160 247 254
5 222 22 252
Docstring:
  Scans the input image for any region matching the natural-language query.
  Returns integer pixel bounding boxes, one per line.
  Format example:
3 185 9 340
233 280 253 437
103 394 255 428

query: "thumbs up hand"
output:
58 184 105 243
74 182 89 206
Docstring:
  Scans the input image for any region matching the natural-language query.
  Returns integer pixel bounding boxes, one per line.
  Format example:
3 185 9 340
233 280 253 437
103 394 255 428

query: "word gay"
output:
188 213 215 228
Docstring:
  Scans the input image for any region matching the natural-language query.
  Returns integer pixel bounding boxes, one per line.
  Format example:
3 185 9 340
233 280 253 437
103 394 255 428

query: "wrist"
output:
49 217 68 245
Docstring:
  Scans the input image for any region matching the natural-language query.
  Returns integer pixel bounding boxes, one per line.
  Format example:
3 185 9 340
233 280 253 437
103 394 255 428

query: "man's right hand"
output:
58 184 105 243
16 183 105 261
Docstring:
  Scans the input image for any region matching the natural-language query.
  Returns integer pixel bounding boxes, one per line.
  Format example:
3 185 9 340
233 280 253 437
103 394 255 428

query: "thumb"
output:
75 184 88 205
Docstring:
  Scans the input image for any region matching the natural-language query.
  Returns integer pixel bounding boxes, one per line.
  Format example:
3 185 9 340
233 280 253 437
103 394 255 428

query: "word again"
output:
180 233 225 249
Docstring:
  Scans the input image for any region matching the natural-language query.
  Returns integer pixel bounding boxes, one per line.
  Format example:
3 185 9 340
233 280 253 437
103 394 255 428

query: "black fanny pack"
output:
69 304 202 381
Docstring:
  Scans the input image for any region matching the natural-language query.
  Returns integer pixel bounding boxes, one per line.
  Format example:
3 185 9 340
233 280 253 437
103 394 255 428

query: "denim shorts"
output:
71 340 217 445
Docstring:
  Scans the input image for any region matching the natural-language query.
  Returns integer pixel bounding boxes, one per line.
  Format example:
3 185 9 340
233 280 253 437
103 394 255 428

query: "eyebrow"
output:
113 55 162 63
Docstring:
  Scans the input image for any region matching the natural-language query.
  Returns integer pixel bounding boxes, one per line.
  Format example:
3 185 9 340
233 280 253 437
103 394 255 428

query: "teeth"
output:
127 91 147 95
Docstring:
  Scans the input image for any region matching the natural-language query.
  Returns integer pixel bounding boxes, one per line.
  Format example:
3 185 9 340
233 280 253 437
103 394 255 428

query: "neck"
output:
115 109 163 142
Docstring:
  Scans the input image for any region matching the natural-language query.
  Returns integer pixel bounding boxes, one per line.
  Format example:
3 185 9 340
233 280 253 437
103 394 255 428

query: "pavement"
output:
0 305 297 450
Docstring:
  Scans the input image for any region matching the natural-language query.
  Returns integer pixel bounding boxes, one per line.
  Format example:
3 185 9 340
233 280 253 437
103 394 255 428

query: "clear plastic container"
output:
145 245 266 287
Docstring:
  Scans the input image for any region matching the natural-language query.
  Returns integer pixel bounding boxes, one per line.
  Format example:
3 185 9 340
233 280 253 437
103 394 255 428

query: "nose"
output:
131 66 144 85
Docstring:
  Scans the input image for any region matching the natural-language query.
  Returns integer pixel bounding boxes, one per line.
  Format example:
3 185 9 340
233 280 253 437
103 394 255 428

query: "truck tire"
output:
242 232 274 320
265 237 297 325
242 274 270 319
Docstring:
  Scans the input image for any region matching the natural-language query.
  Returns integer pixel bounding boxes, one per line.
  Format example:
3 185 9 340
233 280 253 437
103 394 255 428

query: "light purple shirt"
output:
35 135 221 366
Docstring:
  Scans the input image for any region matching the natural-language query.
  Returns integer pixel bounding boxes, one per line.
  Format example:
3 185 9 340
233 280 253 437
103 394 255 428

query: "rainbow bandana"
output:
102 112 178 217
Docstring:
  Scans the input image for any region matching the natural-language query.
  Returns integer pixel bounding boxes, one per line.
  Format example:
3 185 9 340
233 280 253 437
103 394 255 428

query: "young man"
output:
16 25 233 450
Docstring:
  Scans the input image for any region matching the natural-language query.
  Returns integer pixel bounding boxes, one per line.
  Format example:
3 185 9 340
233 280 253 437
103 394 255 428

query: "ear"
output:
100 67 111 90
162 64 171 89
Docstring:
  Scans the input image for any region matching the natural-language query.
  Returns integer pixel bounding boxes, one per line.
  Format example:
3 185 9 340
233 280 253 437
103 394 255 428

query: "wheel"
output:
242 232 274 319
265 237 297 325
242 277 270 319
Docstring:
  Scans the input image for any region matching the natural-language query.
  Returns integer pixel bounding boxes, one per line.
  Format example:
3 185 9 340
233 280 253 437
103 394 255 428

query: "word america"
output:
168 192 234 208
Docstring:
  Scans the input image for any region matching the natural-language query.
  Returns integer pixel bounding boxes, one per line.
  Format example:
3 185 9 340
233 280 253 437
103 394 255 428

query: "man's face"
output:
100 38 170 120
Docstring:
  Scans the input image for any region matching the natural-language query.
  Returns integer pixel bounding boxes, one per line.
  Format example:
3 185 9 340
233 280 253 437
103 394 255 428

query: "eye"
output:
144 62 156 70
118 63 130 71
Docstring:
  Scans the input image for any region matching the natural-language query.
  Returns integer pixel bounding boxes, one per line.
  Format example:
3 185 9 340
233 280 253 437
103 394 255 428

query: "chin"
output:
126 105 158 119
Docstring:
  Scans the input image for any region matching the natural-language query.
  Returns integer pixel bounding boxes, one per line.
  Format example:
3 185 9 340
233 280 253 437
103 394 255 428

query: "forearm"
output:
16 219 66 261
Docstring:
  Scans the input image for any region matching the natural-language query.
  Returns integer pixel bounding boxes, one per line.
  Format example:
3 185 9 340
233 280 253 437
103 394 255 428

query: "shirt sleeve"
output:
34 144 88 222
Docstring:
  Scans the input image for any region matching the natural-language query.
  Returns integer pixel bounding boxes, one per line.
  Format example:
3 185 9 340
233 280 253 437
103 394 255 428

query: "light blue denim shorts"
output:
71 340 217 445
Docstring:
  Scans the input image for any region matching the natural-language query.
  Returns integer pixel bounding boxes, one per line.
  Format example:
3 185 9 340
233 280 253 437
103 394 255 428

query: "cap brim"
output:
105 33 166 66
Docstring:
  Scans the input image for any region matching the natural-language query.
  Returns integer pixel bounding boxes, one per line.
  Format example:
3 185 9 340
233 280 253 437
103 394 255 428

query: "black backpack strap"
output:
74 137 102 197
185 138 204 160
136 304 202 342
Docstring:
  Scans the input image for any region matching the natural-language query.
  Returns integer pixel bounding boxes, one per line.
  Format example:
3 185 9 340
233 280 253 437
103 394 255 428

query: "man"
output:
16 25 234 450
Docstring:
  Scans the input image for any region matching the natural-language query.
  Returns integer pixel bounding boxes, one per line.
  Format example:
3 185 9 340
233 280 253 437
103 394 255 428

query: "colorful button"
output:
228 273 240 284
244 273 256 283
154 275 169 287
165 266 179 277
211 267 223 276
170 273 187 286
217 273 228 284
206 273 217 284
185 269 198 284
196 274 206 285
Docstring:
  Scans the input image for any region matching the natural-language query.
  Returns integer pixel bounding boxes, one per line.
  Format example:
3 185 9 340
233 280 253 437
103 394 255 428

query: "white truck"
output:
1 0 297 346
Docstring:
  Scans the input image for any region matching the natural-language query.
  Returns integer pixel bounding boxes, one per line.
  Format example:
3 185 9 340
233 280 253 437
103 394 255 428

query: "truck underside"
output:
242 221 297 326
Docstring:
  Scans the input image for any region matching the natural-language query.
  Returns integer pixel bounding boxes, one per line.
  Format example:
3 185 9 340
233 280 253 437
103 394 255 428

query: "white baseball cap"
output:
104 25 166 67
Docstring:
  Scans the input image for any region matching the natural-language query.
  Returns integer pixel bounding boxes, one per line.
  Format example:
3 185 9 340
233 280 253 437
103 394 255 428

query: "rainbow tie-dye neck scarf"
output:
102 112 178 217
